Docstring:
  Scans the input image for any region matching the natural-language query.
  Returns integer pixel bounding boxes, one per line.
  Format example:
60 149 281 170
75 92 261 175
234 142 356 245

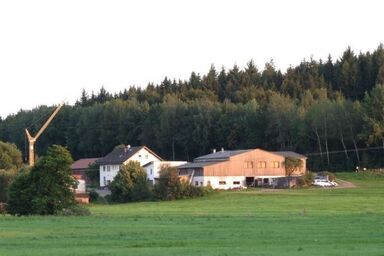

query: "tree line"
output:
1 45 384 171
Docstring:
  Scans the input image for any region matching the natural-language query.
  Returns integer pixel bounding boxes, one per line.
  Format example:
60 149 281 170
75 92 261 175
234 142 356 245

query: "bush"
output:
0 141 23 203
154 167 183 200
0 169 18 202
181 181 204 198
154 167 214 200
7 145 78 216
295 171 315 188
88 191 99 203
58 204 91 216
0 141 23 171
104 194 113 203
0 202 7 214
109 161 152 203
7 172 33 216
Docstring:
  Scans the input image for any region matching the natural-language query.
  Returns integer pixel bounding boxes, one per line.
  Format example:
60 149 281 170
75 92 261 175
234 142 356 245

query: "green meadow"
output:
1 172 384 256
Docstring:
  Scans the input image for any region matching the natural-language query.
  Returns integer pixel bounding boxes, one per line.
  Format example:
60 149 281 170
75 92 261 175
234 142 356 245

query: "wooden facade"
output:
178 148 307 189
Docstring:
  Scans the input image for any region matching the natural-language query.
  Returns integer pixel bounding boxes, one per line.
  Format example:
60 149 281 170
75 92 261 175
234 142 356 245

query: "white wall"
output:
191 175 286 190
124 148 161 167
99 164 120 187
145 161 187 184
75 179 86 193
99 148 162 187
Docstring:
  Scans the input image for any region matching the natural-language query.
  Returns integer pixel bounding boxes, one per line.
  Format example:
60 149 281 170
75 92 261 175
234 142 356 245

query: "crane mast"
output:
25 103 64 167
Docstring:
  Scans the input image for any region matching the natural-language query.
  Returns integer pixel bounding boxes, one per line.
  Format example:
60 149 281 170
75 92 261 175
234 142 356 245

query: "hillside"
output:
1 45 384 171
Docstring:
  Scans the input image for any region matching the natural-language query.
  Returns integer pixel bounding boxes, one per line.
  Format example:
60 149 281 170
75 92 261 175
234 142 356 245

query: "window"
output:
145 155 148 159
150 169 153 175
200 182 203 186
138 155 142 158
103 177 106 185
257 161 266 168
103 166 106 172
195 181 199 186
272 161 280 168
233 181 240 185
219 181 226 185
244 161 254 169
107 165 111 172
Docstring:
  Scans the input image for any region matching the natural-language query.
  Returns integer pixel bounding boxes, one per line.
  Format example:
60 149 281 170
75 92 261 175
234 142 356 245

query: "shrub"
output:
0 202 7 214
181 181 204 198
58 204 91 216
0 169 18 202
104 194 113 203
154 167 214 200
0 141 23 170
7 172 33 215
88 191 99 203
154 167 183 200
303 171 315 185
0 141 23 203
7 145 78 216
109 161 152 203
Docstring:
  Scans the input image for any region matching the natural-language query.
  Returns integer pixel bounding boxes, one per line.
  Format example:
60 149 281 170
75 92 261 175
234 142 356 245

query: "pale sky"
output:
0 0 383 118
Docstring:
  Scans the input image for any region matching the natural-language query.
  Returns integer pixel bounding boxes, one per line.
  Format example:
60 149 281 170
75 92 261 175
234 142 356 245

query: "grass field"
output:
1 172 384 256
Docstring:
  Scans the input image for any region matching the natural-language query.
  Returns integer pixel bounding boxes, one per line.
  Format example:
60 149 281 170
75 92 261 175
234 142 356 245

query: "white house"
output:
97 145 163 187
143 161 187 184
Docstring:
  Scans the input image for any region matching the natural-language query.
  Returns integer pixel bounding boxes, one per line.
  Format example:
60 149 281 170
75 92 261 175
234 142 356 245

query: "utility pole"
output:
25 103 64 167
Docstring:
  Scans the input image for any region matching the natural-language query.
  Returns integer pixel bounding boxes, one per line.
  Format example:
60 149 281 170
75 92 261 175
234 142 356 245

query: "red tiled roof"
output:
71 158 99 170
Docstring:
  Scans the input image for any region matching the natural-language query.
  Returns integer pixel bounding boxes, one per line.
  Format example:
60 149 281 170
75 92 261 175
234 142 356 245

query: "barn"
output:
178 148 307 189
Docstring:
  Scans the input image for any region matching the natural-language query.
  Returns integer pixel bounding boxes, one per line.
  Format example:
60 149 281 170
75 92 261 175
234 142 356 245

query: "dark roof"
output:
273 151 307 159
178 161 223 169
142 161 154 168
194 150 252 162
71 158 99 170
97 146 162 165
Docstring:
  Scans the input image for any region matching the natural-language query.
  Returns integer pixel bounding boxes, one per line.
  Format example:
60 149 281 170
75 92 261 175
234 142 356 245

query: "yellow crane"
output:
25 103 64 167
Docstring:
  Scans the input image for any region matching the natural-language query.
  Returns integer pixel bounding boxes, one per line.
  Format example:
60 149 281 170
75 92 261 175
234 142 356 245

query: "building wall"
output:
99 164 120 187
178 149 307 189
123 148 161 167
99 148 162 187
202 149 306 177
189 175 287 189
145 161 187 184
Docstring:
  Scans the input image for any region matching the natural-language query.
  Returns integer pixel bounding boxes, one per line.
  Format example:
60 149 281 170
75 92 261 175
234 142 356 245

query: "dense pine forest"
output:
1 45 384 171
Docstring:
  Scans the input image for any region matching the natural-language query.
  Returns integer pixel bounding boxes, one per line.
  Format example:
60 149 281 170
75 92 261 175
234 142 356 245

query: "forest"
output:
1 45 384 171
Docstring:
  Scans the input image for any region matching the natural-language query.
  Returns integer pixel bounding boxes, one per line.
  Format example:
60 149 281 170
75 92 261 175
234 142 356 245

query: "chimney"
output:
221 147 224 152
127 144 131 149
124 145 131 153
212 149 216 153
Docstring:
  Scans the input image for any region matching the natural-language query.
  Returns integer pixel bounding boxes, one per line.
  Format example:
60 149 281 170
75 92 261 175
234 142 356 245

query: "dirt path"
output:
334 179 356 189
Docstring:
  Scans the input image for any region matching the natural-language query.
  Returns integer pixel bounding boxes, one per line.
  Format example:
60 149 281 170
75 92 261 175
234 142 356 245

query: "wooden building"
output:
178 148 306 189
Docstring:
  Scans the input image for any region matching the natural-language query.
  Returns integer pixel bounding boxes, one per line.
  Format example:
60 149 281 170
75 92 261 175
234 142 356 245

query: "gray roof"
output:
273 151 307 159
178 161 223 169
194 149 252 162
97 146 162 165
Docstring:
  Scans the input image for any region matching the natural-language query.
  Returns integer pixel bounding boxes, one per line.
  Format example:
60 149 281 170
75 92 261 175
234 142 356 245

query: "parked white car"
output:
312 178 337 187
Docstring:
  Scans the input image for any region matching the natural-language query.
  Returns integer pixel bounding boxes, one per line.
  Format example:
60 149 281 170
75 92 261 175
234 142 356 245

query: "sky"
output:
0 0 383 118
